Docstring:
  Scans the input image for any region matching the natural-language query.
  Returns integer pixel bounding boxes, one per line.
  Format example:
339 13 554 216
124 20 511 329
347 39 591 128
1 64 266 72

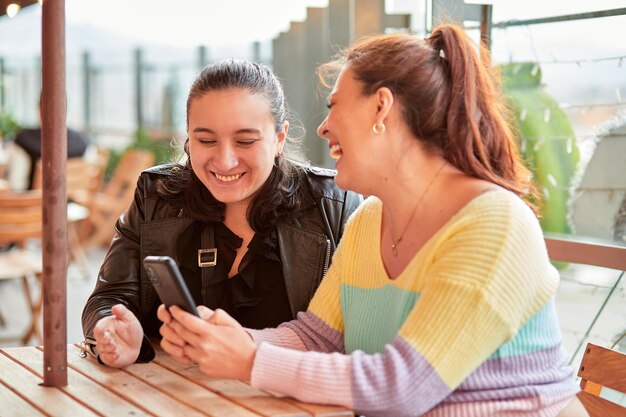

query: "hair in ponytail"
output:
319 24 539 215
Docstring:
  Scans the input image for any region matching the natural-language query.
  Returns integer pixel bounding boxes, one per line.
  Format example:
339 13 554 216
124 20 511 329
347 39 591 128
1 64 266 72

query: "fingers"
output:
208 309 240 328
111 304 135 325
159 321 186 348
156 304 172 324
93 315 113 338
197 305 214 321
160 338 192 365
169 306 210 337
98 349 120 366
93 316 117 352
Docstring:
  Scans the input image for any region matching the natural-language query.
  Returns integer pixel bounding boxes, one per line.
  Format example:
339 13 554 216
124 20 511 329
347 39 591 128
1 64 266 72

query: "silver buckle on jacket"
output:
198 248 217 267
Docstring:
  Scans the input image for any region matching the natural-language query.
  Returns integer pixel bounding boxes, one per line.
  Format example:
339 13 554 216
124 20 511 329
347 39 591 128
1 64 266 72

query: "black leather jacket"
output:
82 164 362 361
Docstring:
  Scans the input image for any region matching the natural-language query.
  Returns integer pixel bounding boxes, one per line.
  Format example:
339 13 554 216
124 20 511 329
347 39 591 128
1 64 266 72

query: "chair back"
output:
577 342 626 417
32 150 109 211
0 190 43 246
103 149 154 202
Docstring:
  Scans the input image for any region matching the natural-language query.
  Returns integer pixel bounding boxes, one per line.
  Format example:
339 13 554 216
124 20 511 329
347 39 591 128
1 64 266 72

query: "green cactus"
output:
500 62 580 236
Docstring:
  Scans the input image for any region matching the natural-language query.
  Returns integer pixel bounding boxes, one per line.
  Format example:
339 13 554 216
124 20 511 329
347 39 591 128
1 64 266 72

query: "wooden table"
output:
0 344 353 417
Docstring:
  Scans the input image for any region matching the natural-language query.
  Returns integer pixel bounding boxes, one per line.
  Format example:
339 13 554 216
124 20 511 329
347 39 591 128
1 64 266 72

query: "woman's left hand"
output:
159 305 257 381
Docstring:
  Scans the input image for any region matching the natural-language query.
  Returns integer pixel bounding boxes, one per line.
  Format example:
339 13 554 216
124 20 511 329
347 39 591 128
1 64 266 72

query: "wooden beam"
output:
41 0 68 387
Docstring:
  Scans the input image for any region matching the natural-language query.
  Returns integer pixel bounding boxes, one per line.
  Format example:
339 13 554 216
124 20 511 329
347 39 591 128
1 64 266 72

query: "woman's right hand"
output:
93 304 143 368
157 304 214 365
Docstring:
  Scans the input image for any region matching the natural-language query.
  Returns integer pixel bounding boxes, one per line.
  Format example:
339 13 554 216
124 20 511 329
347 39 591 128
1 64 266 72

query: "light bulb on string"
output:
543 108 551 123
6 3 21 18
547 174 557 187
566 137 573 154
520 108 527 121
531 63 539 77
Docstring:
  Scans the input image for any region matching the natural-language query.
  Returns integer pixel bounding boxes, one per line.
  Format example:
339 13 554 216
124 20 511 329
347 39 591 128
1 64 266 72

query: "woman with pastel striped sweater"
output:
157 24 587 417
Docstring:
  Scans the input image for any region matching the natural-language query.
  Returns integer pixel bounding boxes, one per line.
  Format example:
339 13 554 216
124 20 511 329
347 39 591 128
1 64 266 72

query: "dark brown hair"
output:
320 24 539 214
157 59 308 232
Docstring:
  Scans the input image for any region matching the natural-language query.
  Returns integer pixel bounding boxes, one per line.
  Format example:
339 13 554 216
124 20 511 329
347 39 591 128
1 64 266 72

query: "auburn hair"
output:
320 24 539 215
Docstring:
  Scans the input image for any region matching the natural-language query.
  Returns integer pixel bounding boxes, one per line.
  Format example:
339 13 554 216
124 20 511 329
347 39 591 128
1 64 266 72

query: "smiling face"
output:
317 66 378 193
188 88 286 210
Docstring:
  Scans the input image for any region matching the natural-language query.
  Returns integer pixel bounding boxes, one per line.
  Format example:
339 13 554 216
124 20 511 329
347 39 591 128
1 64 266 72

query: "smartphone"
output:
143 255 200 317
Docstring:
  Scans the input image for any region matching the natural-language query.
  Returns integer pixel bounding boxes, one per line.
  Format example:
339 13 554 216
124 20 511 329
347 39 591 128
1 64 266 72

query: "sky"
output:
63 0 626 50
63 0 329 48
2 0 625 50
1 0 624 131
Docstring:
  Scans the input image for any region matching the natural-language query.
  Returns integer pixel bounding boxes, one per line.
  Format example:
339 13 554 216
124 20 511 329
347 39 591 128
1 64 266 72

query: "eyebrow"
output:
192 127 262 135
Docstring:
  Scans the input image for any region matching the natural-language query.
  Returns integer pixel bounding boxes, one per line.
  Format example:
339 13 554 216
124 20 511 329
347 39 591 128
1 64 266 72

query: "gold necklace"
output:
386 161 446 257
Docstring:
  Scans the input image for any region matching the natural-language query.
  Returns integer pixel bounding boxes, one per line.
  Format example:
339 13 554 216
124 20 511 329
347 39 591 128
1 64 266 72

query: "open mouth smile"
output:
329 143 343 160
212 172 245 182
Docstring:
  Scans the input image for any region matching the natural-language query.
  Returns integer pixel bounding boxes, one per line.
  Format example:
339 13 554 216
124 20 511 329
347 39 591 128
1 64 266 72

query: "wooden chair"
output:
545 235 626 417
32 150 109 277
0 190 43 345
576 343 626 417
78 149 155 248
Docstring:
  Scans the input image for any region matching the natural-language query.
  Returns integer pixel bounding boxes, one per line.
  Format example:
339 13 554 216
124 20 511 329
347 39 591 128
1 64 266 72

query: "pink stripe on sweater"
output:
251 342 354 408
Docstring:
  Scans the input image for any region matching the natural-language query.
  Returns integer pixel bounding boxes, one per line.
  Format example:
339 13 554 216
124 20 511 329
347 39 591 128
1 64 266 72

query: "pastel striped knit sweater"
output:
249 191 579 417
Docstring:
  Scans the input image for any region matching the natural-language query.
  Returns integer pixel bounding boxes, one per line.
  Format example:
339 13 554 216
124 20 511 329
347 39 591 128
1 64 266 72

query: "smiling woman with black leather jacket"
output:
81 60 362 367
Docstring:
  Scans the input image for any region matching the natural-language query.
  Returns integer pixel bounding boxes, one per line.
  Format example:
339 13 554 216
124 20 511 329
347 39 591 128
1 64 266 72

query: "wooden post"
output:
197 45 209 71
0 57 5 112
134 48 144 132
304 7 331 167
479 4 493 64
41 0 68 387
81 51 92 134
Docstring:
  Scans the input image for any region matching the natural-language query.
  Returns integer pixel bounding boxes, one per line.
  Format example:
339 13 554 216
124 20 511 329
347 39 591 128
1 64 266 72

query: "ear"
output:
275 121 288 155
374 87 394 124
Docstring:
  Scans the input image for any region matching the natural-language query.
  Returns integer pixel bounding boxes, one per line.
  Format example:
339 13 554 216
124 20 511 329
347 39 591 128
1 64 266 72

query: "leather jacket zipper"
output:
323 238 331 276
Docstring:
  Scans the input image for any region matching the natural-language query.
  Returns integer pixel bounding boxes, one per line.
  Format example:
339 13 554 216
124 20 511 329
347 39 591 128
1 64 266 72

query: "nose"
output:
214 144 238 172
317 117 329 140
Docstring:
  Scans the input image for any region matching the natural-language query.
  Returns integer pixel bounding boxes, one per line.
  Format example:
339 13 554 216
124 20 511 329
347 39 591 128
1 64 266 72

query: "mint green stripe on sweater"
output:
489 298 562 359
341 284 418 354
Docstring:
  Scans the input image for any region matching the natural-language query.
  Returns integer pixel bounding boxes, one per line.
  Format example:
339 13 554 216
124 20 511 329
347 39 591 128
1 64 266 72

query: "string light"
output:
516 133 613 143
543 107 551 123
530 63 539 77
519 107 527 121
501 55 626 67
517 102 626 114
547 174 558 187
567 137 573 154
6 3 21 18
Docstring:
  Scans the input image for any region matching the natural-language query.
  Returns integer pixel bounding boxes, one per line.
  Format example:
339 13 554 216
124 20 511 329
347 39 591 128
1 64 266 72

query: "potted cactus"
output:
500 62 580 237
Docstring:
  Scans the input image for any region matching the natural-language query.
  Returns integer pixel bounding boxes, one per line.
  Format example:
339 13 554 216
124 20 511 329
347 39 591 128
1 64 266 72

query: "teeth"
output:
330 144 343 160
214 172 243 182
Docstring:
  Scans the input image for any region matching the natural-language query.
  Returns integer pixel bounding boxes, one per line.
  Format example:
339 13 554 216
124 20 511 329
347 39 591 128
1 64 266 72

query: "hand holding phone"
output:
143 255 200 317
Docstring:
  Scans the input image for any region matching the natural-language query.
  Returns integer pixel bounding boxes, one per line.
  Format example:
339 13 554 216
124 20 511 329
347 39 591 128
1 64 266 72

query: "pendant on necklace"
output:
391 244 398 257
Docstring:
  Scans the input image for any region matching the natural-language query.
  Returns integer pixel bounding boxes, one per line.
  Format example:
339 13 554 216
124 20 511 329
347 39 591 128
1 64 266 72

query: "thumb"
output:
111 304 135 323
208 308 240 328
197 305 214 321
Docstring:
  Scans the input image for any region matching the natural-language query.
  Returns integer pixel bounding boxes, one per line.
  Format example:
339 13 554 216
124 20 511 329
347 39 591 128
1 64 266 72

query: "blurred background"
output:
0 0 624 370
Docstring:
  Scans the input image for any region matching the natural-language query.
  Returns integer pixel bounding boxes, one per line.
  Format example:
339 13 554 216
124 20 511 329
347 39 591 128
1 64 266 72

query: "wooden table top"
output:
0 344 353 417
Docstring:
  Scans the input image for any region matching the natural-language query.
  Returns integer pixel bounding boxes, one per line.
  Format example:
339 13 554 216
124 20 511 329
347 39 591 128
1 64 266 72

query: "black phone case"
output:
143 256 200 317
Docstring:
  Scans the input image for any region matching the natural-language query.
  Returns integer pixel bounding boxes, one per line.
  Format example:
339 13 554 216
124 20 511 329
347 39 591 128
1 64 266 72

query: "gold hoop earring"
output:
372 122 386 134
